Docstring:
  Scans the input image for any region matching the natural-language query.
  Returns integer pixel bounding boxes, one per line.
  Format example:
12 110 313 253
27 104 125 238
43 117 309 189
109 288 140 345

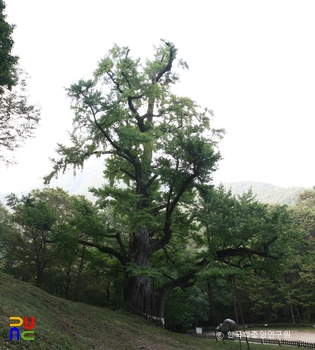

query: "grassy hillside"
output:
0 271 224 350
221 181 307 205
0 272 304 350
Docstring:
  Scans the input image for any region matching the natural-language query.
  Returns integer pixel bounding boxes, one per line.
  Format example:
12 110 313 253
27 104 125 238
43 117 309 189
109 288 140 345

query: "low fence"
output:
194 333 315 348
249 337 315 348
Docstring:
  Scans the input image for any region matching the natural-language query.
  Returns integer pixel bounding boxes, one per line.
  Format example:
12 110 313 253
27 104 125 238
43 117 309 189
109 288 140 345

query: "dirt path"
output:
272 329 315 342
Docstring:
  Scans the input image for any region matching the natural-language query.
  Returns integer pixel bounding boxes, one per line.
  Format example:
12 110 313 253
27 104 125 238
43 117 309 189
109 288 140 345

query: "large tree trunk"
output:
124 274 171 327
124 269 197 327
124 275 153 315
124 226 199 326
123 227 171 326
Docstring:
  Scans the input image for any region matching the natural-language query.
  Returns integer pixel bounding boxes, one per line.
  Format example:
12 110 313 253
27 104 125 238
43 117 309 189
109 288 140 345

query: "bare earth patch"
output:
276 330 315 343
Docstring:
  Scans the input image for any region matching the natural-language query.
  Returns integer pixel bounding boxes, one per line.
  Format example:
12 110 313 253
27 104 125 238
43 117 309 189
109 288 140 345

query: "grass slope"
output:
0 272 304 350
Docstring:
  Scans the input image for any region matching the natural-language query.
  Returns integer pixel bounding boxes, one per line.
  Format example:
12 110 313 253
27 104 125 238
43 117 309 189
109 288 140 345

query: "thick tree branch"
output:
162 246 177 266
158 258 207 294
127 95 146 132
87 103 141 180
108 70 145 132
145 173 159 191
119 167 136 181
78 239 124 265
127 96 139 115
45 230 126 265
107 72 123 93
121 72 131 89
116 233 127 264
151 204 167 216
216 236 282 260
168 173 196 218
149 166 198 255
156 45 175 83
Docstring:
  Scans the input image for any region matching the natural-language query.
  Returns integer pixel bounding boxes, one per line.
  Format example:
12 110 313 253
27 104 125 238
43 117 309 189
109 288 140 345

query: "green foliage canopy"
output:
0 0 18 93
43 40 225 318
0 1 40 164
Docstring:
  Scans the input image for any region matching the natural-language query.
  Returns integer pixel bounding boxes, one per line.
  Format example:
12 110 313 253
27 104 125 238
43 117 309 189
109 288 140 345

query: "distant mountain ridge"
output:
221 181 307 205
0 161 105 206
0 161 308 207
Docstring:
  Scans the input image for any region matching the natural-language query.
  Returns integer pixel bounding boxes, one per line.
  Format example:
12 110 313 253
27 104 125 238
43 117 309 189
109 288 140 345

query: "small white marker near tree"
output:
196 327 203 334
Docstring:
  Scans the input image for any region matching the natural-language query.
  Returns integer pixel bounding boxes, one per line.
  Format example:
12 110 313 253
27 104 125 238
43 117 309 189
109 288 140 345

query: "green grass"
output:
0 272 309 349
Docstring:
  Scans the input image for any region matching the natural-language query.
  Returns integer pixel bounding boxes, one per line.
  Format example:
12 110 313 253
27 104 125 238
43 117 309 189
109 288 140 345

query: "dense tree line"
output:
0 0 40 164
1 185 314 329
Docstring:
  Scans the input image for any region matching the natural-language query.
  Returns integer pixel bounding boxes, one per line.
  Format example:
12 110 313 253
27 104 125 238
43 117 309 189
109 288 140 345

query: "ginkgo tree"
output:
44 40 223 321
44 41 289 323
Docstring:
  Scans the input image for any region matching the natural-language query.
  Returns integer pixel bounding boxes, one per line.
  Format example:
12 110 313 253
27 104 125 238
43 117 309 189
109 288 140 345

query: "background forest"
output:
1 184 314 331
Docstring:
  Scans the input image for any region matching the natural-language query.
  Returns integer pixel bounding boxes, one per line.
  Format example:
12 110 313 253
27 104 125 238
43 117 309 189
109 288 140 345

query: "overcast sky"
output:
1 0 315 193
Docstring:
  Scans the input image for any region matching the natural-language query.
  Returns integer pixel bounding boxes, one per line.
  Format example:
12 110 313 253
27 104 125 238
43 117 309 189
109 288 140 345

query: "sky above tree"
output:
1 0 315 192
